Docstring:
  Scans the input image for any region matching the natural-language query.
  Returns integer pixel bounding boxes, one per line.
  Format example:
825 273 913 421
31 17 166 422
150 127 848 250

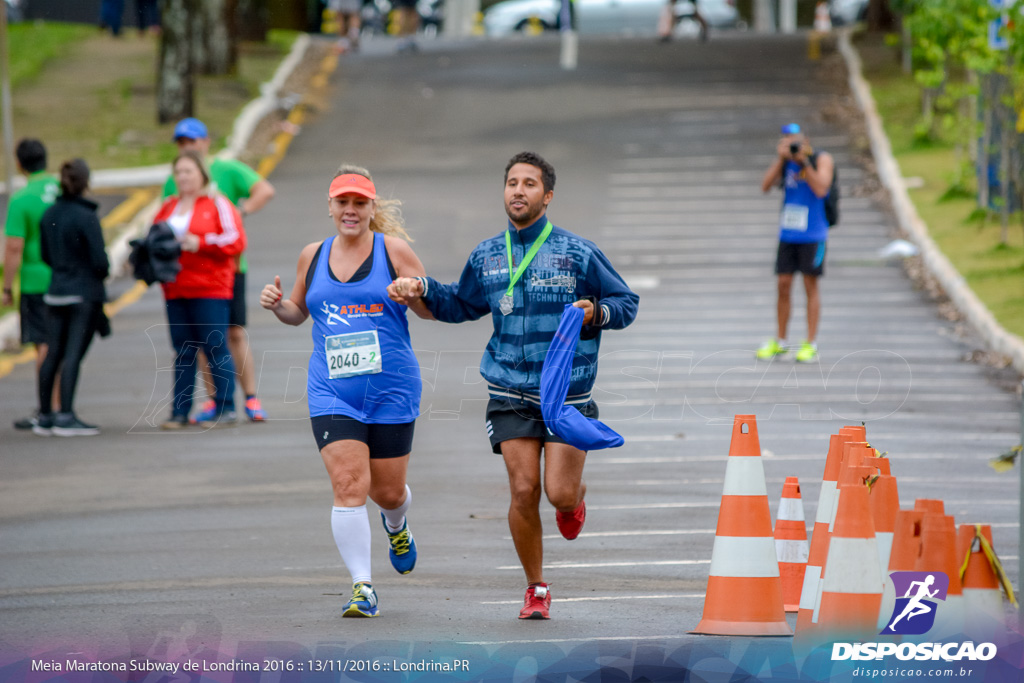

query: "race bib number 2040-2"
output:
325 330 382 379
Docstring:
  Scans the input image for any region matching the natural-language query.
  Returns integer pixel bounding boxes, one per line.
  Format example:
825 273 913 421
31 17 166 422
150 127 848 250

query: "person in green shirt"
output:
3 139 60 430
162 118 276 422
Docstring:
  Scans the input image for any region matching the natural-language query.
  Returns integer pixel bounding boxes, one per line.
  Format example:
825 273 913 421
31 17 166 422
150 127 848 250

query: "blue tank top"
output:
305 233 421 422
778 160 829 244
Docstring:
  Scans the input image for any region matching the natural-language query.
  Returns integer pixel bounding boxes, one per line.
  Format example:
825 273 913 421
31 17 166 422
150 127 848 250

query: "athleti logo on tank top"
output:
320 300 384 326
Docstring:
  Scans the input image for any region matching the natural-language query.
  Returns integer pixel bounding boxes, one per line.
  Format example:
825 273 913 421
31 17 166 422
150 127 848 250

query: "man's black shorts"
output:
310 414 415 458
20 293 50 345
485 396 599 454
775 241 826 277
229 271 247 327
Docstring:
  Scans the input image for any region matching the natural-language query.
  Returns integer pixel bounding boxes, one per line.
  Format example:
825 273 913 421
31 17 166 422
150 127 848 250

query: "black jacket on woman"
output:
40 195 109 303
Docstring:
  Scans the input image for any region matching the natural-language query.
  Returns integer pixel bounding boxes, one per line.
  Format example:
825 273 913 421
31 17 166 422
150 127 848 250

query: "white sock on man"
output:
331 505 372 584
380 484 412 533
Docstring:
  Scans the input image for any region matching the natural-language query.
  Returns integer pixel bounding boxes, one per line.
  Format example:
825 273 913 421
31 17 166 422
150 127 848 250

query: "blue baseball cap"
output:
173 117 208 140
781 123 802 135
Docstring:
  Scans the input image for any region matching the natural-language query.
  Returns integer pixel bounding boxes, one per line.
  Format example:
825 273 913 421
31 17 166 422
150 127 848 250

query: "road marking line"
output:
459 635 692 645
481 594 705 605
497 559 711 570
511 529 717 541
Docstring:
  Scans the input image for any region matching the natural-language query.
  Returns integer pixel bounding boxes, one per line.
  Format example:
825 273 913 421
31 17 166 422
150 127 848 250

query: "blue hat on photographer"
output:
173 117 208 141
781 123 802 135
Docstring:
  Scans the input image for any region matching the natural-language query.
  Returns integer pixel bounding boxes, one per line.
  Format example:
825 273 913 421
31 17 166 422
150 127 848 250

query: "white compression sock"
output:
331 506 372 584
380 485 412 532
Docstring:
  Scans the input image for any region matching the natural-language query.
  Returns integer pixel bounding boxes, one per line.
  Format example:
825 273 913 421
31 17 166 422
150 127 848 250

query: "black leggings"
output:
38 302 100 414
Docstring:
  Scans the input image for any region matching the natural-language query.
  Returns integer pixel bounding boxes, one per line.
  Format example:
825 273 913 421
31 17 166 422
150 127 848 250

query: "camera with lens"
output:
789 142 801 156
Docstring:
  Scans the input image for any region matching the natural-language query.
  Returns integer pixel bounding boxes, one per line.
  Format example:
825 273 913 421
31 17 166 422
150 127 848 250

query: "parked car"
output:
483 0 739 37
828 0 868 26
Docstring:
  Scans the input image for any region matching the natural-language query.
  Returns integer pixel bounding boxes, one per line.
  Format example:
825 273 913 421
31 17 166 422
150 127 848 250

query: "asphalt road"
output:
1 33 1021 679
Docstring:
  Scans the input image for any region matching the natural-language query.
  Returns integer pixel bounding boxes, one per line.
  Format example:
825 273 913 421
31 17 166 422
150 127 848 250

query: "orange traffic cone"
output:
692 415 791 636
795 428 863 637
775 476 809 612
914 509 964 639
957 524 1016 638
868 474 900 578
817 483 884 640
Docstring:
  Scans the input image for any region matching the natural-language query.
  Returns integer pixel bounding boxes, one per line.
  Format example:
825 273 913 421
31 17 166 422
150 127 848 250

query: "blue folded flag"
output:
540 304 624 451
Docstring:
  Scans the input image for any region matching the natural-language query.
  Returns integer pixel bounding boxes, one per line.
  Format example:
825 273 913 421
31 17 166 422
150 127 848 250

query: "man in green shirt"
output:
163 118 276 422
3 139 60 430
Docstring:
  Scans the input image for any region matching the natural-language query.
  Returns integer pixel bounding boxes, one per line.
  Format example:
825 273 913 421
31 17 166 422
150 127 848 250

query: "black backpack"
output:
780 152 839 227
809 152 840 228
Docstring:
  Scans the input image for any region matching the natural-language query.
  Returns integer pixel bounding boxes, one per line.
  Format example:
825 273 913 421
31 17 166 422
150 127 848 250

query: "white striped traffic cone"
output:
817 483 884 641
692 415 791 636
775 476 809 612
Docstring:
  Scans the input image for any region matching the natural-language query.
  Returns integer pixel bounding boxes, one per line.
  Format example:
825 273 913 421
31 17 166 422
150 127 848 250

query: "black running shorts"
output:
310 414 415 458
20 293 50 345
484 396 599 455
229 271 247 327
775 241 826 277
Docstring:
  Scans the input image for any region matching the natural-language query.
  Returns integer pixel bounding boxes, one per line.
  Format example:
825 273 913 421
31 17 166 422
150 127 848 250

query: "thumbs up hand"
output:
261 275 284 310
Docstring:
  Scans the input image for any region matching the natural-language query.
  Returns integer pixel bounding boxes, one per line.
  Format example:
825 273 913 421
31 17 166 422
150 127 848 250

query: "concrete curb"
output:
1 34 314 352
837 29 1024 375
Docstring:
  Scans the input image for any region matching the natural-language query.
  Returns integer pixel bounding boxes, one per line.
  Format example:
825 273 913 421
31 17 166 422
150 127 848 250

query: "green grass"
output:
2 26 299 175
8 22 95 89
858 35 1024 339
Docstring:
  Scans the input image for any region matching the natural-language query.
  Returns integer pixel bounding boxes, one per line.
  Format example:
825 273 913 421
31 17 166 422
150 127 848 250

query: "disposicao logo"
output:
880 571 949 636
831 571 998 663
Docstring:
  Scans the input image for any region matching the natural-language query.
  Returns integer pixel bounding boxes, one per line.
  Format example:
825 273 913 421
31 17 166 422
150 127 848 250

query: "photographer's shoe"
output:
795 342 819 363
755 339 787 360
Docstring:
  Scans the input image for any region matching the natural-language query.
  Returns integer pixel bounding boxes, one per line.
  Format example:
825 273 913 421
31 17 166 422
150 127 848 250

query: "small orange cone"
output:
957 524 1016 638
775 476 809 612
817 483 884 640
692 415 791 636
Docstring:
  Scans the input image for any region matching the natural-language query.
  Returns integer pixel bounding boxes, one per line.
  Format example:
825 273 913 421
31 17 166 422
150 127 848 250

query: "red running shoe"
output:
518 584 551 620
555 500 586 540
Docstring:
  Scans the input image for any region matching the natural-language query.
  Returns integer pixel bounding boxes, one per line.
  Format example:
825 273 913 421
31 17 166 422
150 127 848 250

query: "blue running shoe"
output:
342 582 379 618
189 400 217 425
380 513 417 574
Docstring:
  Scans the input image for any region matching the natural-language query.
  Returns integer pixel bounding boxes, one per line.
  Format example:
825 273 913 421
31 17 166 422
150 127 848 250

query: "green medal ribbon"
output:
504 220 553 299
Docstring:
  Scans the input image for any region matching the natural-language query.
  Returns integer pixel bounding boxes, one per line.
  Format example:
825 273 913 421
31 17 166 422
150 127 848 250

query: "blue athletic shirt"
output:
305 233 421 422
779 159 829 244
419 216 639 401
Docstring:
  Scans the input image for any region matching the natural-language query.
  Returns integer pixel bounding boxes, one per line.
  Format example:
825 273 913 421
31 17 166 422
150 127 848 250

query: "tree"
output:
157 0 198 123
193 0 235 75
866 0 897 32
236 0 270 43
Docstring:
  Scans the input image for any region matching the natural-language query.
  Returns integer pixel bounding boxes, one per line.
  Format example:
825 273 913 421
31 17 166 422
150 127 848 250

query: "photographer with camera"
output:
756 123 834 363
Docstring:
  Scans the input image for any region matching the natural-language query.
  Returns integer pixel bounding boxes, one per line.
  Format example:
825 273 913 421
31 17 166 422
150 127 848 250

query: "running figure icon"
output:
887 574 939 631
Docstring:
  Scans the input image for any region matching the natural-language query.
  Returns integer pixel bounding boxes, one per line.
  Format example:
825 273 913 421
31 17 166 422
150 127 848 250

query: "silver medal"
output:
499 294 514 316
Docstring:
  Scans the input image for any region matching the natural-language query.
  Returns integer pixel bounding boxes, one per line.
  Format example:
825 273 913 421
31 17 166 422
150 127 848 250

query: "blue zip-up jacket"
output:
420 215 639 402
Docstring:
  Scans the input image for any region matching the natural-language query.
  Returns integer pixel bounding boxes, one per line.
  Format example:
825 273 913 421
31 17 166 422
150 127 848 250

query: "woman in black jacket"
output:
34 159 109 436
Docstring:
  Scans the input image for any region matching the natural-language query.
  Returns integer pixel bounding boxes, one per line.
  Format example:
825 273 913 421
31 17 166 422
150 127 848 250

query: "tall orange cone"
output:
957 524 1016 638
794 427 863 638
913 509 963 639
692 415 791 636
868 474 900 579
775 476 809 612
817 483 884 640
